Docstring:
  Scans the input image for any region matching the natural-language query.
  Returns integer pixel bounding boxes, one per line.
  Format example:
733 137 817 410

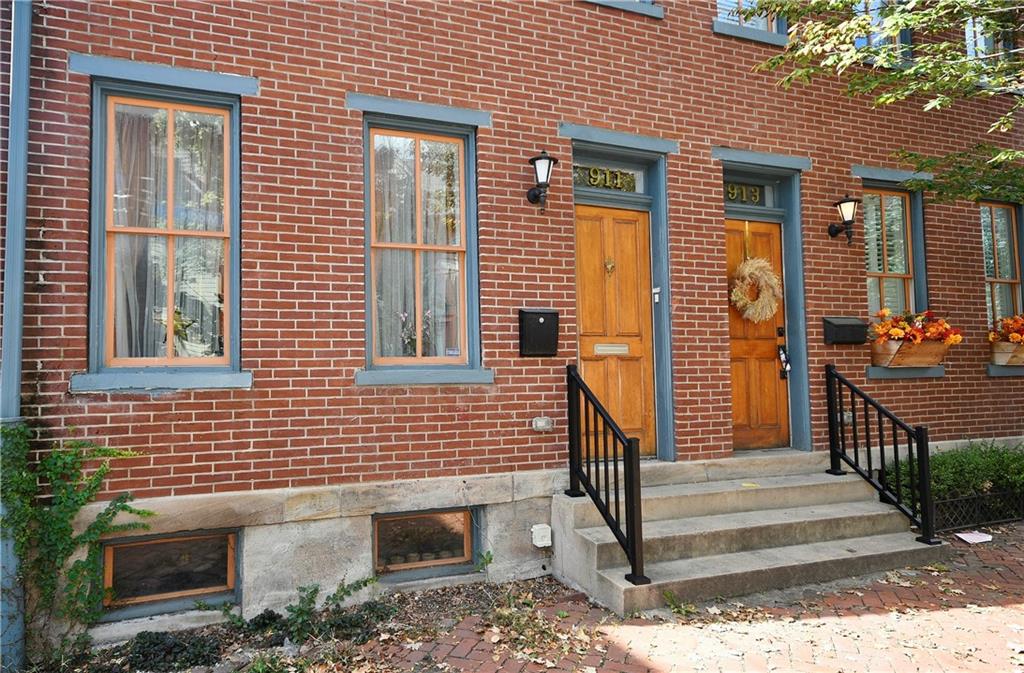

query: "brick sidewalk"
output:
368 523 1024 673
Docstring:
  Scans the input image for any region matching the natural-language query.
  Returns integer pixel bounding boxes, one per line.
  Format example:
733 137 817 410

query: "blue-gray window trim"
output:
854 168 929 312
71 79 250 393
345 93 492 128
713 152 813 452
984 202 1024 378
712 11 788 47
97 528 242 623
569 136 677 462
584 0 664 20
68 53 259 96
355 115 492 387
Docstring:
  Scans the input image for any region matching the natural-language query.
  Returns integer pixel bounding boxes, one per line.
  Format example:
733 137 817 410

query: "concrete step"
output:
638 449 830 488
568 472 874 529
598 532 949 615
579 500 910 569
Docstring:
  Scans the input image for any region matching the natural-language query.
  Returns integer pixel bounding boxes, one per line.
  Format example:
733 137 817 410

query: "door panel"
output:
575 206 656 456
726 219 790 449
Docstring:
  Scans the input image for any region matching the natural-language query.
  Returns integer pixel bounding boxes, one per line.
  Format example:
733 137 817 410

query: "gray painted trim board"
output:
851 164 933 183
583 0 665 19
71 370 254 392
346 93 492 128
866 365 946 379
987 365 1024 377
559 123 679 155
711 147 812 172
68 53 259 95
711 19 788 46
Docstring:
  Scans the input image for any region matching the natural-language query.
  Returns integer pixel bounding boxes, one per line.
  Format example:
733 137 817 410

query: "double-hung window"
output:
854 1 911 55
980 203 1021 324
73 78 248 392
716 0 782 33
369 127 470 366
864 189 914 315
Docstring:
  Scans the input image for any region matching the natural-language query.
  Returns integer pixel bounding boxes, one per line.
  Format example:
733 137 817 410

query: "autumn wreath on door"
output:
730 258 782 323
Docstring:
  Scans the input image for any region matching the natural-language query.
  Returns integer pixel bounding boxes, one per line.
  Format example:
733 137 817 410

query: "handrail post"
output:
565 365 584 497
825 364 845 475
914 425 940 545
623 438 650 586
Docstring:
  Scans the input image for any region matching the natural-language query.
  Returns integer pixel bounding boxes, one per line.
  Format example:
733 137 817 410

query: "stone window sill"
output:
585 1 664 20
865 365 945 380
70 369 253 392
712 19 787 47
987 364 1024 377
354 368 495 386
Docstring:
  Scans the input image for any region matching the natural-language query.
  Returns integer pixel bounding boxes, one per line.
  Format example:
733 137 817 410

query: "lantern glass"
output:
530 151 556 186
836 197 859 224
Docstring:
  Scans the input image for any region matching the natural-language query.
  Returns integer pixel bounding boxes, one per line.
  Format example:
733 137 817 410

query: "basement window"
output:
103 532 237 609
374 509 473 574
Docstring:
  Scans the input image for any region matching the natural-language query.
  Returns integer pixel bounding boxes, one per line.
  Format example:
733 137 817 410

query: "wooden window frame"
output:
373 509 473 574
368 128 469 366
865 188 914 312
104 96 232 368
103 532 237 608
981 202 1021 322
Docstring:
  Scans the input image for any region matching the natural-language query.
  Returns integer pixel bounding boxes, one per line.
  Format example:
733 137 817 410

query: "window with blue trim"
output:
864 188 916 315
716 0 783 34
359 118 488 384
854 1 911 51
966 17 1013 63
75 80 246 391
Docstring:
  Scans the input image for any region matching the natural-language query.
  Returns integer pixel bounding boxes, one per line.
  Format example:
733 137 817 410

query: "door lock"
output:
778 344 792 380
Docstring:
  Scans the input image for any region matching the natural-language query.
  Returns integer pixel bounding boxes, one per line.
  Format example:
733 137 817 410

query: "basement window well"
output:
103 532 238 610
374 509 474 574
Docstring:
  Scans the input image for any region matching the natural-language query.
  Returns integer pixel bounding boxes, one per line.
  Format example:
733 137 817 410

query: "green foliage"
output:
284 584 321 643
246 653 290 673
0 424 153 660
746 0 1024 203
662 590 697 618
282 577 384 644
474 550 494 573
892 441 1024 500
123 631 221 673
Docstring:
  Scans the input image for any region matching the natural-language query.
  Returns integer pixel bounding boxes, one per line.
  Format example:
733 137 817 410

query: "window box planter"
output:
991 342 1024 366
871 340 950 367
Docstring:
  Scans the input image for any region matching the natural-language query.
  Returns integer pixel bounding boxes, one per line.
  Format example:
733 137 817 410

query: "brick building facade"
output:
2 0 1022 626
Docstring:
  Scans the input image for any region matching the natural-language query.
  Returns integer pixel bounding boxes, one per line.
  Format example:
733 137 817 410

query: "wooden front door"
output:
575 205 657 456
726 219 790 449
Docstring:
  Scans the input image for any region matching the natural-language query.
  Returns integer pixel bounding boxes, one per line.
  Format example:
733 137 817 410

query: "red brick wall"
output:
5 0 1023 500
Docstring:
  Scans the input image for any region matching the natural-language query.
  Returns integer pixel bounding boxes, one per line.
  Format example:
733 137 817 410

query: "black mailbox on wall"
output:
519 309 559 357
823 316 869 345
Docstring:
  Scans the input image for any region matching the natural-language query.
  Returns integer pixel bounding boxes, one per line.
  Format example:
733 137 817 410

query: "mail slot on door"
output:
519 309 559 356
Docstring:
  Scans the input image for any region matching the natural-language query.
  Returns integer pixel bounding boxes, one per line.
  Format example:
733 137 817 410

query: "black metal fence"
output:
825 364 940 545
565 365 649 585
934 491 1024 532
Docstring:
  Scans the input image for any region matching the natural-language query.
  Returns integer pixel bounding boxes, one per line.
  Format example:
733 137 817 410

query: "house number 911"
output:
573 165 638 192
725 182 765 206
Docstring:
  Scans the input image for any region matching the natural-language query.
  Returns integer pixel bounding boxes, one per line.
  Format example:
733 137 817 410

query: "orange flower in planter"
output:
873 309 962 346
990 314 1024 343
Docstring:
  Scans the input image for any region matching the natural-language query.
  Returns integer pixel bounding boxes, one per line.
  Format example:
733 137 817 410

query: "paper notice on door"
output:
594 343 630 355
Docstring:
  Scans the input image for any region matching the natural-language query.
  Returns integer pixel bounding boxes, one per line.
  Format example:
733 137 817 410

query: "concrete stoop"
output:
551 451 949 615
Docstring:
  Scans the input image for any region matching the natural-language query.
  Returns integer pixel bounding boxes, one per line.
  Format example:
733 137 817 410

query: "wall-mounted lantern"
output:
526 150 558 210
828 194 861 245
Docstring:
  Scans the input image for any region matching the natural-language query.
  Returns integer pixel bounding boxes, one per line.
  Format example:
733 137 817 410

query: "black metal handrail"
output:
825 364 939 545
565 365 650 585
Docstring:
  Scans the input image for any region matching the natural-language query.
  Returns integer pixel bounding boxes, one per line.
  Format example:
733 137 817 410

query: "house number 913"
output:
725 182 765 206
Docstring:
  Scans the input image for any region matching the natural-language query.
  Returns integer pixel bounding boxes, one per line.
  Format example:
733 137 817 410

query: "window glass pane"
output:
374 249 416 357
981 206 996 278
421 139 461 247
174 111 225 232
867 276 881 317
113 104 168 229
422 252 462 358
994 208 1016 280
373 135 416 244
376 511 469 571
883 277 907 314
174 237 225 358
110 536 231 604
113 234 168 358
993 282 1016 321
717 0 739 22
863 193 883 273
883 195 908 274
987 285 995 326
